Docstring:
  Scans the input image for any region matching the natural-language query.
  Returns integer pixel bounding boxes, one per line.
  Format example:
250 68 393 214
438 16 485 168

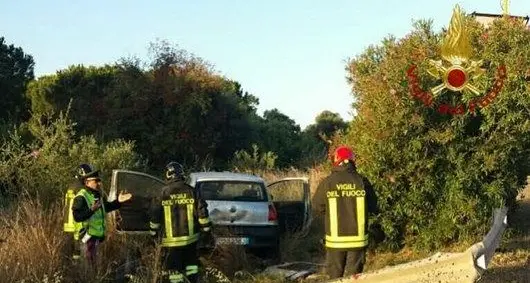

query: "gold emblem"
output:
426 5 484 96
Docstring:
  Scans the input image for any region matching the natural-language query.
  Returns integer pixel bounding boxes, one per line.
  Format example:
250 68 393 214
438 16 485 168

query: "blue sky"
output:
2 0 528 129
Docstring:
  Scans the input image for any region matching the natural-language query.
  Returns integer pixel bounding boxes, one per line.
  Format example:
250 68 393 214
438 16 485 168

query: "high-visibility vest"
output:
63 189 83 239
150 181 211 248
75 189 106 238
160 190 202 247
160 198 200 247
325 182 369 249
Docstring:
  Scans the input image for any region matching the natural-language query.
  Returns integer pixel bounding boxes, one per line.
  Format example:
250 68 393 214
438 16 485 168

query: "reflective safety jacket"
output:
63 187 83 239
149 179 211 248
72 187 121 240
313 163 378 250
75 188 106 238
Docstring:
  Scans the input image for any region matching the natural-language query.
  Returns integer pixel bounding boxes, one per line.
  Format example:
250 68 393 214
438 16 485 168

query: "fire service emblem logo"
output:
406 4 507 115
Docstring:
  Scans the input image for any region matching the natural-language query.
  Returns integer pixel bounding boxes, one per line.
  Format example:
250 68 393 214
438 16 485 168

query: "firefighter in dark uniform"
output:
313 145 379 279
149 161 212 283
62 175 83 261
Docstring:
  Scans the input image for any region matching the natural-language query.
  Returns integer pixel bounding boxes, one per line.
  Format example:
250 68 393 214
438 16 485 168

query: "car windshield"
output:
197 181 267 202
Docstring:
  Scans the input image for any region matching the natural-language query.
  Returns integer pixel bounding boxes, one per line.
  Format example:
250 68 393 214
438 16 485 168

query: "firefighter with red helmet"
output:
313 145 379 279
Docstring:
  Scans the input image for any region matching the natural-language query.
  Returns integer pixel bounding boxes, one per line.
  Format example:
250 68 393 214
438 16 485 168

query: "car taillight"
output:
268 204 278 221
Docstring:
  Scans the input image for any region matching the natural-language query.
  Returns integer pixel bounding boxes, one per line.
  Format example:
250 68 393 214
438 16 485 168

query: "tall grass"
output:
0 167 328 283
0 195 136 283
0 199 64 283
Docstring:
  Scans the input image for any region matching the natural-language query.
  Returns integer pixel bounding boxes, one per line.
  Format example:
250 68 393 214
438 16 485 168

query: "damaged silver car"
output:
107 169 311 260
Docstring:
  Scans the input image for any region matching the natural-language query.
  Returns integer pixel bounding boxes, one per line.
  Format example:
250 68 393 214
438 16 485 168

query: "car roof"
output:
189 171 264 183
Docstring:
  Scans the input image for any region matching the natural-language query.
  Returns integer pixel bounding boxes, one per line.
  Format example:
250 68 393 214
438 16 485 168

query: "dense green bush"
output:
344 15 530 251
24 40 262 170
23 39 346 171
0 108 144 206
231 144 278 173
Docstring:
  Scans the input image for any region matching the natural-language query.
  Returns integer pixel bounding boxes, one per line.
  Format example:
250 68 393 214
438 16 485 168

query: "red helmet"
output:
333 145 355 166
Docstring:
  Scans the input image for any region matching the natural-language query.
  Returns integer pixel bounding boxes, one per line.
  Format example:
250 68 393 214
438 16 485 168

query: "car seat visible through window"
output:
201 183 221 199
242 189 258 199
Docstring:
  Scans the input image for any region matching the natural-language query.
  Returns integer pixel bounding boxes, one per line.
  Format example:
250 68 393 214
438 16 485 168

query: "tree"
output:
309 110 348 140
25 40 264 170
257 108 302 168
298 110 348 168
342 14 530 251
0 37 34 125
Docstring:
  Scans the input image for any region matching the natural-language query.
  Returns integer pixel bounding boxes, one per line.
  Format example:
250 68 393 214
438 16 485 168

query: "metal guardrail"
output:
326 207 508 283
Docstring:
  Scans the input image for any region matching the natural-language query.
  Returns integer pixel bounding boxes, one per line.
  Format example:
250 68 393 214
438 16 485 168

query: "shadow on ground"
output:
479 184 530 283
479 263 530 283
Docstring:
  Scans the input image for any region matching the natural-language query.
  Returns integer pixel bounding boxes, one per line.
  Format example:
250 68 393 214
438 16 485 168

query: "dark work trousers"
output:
63 233 81 261
83 238 101 267
325 248 366 279
161 243 199 283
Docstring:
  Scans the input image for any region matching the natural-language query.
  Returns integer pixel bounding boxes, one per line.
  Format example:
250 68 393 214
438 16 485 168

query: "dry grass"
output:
0 199 65 283
258 166 328 197
0 168 328 283
1 170 529 283
0 196 140 283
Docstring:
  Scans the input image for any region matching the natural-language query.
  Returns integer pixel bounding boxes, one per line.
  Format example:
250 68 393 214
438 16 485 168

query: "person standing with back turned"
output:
148 161 212 283
313 145 379 279
62 174 83 261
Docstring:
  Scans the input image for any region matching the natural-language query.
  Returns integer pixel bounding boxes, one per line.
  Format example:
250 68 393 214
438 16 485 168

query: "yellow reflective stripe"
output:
63 190 76 232
328 198 338 237
326 234 368 241
186 265 199 275
67 190 74 222
168 272 184 283
202 227 211 232
325 239 368 248
199 217 210 225
149 230 157 236
187 204 194 236
325 194 368 248
164 205 173 239
63 224 75 232
150 221 160 229
161 233 199 247
72 255 80 260
357 196 365 239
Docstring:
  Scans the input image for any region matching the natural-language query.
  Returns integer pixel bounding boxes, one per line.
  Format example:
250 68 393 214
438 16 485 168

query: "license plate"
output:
215 237 249 245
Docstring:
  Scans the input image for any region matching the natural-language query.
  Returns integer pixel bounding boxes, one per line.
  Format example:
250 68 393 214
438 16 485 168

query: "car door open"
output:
108 169 165 233
266 177 311 234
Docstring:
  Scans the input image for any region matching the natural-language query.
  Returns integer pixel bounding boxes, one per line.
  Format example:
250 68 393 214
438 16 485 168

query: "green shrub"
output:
343 15 530 251
0 107 145 206
231 144 278 174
